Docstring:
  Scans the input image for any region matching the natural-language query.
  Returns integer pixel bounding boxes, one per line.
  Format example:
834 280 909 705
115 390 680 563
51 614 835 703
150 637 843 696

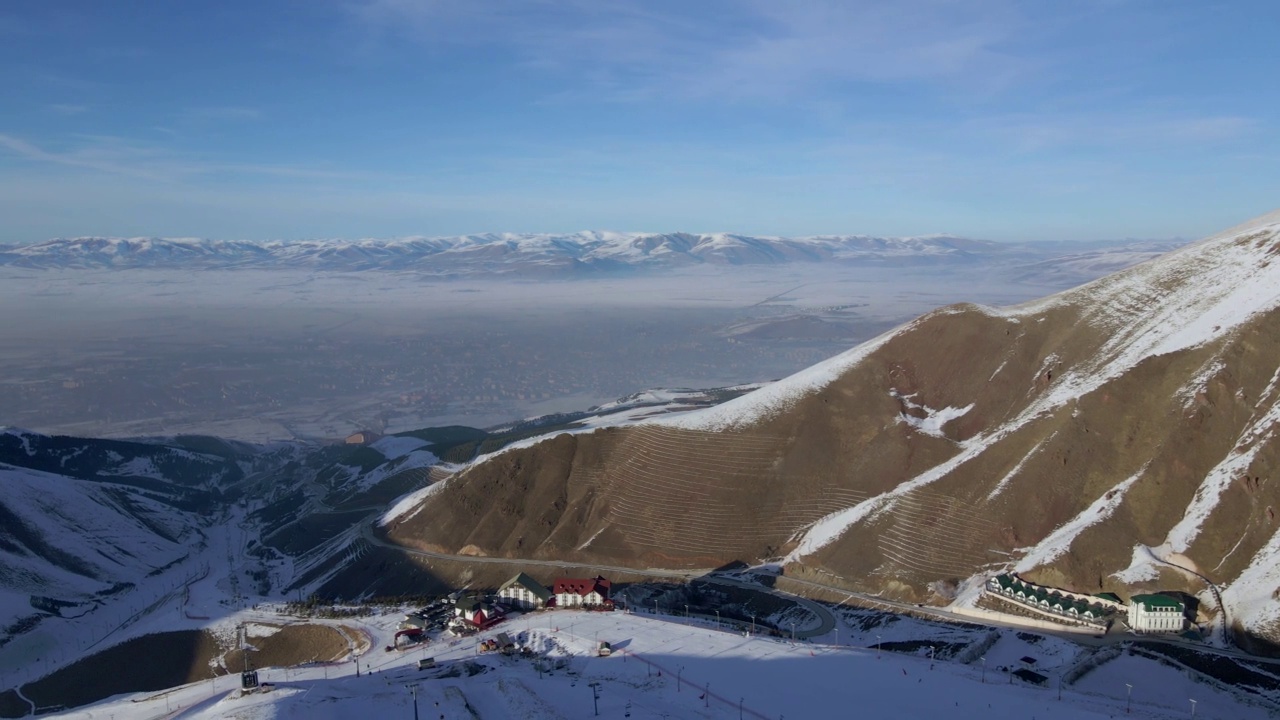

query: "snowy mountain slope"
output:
0 463 200 630
383 209 1280 652
0 232 1175 275
0 428 244 501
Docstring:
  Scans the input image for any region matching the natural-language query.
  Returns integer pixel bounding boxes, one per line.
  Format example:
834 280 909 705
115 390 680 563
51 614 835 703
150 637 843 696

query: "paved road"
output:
361 518 837 635
359 517 1280 666
360 516 712 580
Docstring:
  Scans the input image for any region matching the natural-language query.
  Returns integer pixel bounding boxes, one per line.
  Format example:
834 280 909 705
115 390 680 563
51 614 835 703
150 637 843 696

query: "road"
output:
359 515 1280 666
359 515 713 580
361 517 838 635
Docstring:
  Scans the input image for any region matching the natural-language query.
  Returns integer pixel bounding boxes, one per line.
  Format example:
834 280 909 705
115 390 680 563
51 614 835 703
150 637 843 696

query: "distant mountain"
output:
0 429 246 631
380 209 1280 652
0 233 1181 277
0 428 442 637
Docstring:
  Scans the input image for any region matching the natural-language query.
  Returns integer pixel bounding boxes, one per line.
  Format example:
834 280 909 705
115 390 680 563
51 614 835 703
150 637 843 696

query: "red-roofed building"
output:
553 576 612 608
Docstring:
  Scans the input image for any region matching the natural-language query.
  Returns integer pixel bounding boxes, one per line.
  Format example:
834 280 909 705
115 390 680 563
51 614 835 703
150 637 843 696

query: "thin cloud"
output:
347 0 1032 102
183 106 262 122
0 132 373 184
968 112 1258 153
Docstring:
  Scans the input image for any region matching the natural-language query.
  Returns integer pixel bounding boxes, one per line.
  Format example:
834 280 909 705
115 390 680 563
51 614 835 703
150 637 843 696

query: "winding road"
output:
356 513 1278 662
358 516 838 637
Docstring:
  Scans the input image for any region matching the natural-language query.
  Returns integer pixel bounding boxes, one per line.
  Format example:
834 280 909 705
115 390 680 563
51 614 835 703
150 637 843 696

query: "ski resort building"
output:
454 597 503 628
399 613 428 630
553 576 612 608
1128 594 1186 633
498 572 554 610
984 574 1115 627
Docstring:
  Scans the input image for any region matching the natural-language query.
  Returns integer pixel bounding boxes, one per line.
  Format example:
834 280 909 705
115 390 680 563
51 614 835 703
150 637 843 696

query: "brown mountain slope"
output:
383 210 1280 646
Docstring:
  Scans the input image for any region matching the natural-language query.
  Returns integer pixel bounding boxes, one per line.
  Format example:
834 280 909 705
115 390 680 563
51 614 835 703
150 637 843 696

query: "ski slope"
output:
64 608 1269 720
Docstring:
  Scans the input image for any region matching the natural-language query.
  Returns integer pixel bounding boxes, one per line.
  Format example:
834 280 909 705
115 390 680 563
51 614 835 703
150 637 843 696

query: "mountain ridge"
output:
379 209 1280 651
0 232 1181 275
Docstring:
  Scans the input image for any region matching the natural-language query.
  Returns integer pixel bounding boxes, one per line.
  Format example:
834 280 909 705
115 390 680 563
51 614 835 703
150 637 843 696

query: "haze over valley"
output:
4 1 1279 718
0 235 1174 441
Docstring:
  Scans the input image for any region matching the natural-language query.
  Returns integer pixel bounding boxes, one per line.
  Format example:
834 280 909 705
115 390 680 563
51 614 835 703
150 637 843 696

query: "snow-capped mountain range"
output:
0 233 1179 275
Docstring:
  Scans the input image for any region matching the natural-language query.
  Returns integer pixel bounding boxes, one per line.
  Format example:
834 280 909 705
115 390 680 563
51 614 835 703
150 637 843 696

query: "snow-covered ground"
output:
59 608 1272 720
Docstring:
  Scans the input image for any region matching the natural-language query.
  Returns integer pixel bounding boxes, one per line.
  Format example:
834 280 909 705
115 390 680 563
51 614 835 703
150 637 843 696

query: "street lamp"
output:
1125 683 1133 714
715 610 720 628
750 614 756 635
1189 698 1197 718
685 604 690 624
980 656 986 684
876 635 882 660
589 681 601 716
678 665 684 692
929 645 934 670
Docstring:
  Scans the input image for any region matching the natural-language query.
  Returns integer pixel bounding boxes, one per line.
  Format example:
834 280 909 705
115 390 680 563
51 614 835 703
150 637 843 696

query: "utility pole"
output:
589 681 601 716
405 684 419 720
929 646 934 670
1125 683 1133 714
678 666 684 692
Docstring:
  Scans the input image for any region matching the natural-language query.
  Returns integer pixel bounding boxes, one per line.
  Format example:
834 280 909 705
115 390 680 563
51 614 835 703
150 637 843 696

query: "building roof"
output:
499 572 554 601
1095 592 1123 604
553 575 612 598
1131 593 1185 610
456 597 492 613
1012 669 1048 685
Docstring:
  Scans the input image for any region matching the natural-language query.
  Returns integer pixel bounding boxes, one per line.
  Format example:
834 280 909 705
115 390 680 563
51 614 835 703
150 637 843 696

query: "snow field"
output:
68 609 1271 720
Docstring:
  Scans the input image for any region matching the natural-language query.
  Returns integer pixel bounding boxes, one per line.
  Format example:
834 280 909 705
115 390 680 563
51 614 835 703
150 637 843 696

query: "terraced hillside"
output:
385 210 1280 650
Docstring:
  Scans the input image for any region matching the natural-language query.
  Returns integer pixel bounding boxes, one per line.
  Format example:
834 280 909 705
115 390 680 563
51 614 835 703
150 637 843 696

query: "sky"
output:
0 0 1277 244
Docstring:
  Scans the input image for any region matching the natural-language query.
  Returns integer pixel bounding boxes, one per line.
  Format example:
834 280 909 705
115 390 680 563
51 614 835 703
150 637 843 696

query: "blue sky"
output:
0 1 1277 243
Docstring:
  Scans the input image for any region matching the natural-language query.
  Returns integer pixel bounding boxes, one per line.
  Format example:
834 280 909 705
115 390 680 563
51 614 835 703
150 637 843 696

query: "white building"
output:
1129 594 1186 633
553 576 612 608
497 572 553 610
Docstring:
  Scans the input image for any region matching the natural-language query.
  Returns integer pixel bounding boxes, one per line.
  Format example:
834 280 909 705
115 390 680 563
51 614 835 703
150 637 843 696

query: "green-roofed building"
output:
1129 593 1186 633
498 572 554 610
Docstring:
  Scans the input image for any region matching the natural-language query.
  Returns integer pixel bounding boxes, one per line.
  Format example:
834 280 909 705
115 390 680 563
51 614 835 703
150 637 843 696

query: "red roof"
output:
553 575 611 598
